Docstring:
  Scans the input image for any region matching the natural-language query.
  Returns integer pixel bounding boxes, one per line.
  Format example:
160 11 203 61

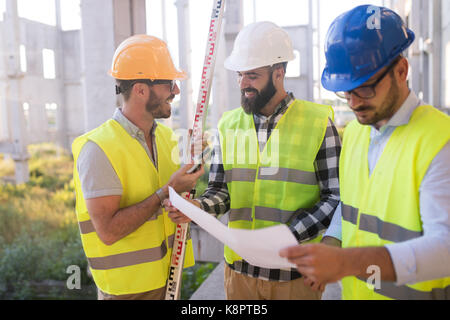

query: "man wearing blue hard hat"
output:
280 5 450 299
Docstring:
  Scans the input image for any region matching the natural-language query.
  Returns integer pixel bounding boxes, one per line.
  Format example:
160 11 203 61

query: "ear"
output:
131 82 149 99
395 57 409 82
272 67 285 89
273 66 285 81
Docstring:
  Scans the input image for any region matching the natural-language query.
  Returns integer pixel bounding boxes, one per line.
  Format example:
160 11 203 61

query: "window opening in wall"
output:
22 102 30 130
20 45 27 72
42 49 56 79
45 103 57 130
286 49 301 78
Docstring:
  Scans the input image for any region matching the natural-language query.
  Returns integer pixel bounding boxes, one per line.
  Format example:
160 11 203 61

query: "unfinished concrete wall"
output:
0 17 84 150
20 19 61 144
391 0 449 110
79 0 116 132
79 0 147 133
62 30 84 146
0 0 30 183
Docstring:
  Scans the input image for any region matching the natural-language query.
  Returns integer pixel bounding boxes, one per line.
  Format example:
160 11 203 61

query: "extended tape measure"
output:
165 0 226 300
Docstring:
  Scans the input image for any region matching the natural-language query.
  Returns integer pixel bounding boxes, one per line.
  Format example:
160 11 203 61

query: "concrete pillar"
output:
28 103 48 143
175 0 194 131
113 0 147 47
443 0 450 109
408 0 425 100
306 0 314 102
211 25 229 129
428 0 442 108
2 0 30 183
55 0 69 150
79 0 146 132
0 83 8 141
223 0 243 111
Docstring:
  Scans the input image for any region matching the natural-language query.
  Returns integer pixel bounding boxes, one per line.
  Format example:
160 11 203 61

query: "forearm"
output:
289 196 340 242
290 118 341 242
341 246 396 282
196 184 230 215
104 193 162 245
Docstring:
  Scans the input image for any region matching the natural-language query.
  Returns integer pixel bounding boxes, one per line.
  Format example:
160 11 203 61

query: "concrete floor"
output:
190 261 341 300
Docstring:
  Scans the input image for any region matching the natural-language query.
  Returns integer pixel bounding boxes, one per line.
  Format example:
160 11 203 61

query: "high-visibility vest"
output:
218 99 334 265
72 119 194 296
340 105 450 300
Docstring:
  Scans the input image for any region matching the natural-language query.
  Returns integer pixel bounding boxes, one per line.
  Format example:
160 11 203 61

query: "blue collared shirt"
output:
325 91 450 285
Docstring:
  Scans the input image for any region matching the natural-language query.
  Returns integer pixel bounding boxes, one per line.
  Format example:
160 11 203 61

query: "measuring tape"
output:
165 0 226 300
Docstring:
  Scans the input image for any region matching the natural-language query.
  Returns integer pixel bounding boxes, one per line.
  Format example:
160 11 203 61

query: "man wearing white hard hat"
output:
169 21 342 300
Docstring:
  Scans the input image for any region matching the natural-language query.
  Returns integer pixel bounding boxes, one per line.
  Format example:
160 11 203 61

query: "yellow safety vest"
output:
340 105 450 300
72 119 194 296
218 99 334 265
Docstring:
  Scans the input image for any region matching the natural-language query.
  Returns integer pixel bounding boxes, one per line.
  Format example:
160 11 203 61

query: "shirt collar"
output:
254 92 295 120
113 108 158 139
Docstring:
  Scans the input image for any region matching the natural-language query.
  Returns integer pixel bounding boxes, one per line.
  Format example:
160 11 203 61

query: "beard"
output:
353 77 400 126
145 90 175 119
241 77 277 115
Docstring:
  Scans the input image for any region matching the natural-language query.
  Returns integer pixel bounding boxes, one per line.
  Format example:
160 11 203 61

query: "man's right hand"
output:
163 198 200 224
164 163 205 195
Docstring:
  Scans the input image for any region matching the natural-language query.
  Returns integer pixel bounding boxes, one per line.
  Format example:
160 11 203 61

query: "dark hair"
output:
115 80 133 101
115 79 153 101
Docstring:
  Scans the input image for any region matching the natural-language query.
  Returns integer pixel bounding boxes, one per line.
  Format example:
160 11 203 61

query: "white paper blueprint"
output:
169 187 298 269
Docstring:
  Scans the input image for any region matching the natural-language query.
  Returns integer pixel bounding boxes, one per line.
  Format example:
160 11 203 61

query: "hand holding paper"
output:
168 187 298 269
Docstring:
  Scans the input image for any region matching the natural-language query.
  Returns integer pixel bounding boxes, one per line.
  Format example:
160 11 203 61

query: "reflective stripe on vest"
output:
229 207 301 224
342 204 423 242
78 208 165 234
224 167 318 185
218 100 334 265
88 237 171 270
340 105 450 300
72 119 195 295
357 278 450 300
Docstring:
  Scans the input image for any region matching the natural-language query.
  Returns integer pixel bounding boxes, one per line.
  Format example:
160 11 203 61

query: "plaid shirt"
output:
196 93 341 281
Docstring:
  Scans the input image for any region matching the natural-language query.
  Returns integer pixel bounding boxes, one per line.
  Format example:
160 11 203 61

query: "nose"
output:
238 76 251 90
347 92 364 109
172 82 180 95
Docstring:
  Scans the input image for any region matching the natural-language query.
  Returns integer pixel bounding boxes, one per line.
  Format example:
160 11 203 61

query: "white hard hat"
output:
224 21 295 72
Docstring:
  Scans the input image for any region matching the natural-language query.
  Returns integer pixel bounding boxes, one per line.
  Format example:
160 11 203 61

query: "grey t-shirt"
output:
77 108 158 200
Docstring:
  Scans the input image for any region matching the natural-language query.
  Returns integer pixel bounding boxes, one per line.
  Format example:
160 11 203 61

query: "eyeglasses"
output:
150 79 178 92
335 58 401 100
116 79 179 95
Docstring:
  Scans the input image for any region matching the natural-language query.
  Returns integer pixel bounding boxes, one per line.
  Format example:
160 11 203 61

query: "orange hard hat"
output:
109 34 187 80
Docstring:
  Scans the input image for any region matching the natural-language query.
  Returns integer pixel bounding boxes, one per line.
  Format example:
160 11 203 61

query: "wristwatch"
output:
156 187 167 206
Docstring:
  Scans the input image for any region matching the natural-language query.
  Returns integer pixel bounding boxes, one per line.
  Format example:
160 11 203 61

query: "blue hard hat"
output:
321 5 415 92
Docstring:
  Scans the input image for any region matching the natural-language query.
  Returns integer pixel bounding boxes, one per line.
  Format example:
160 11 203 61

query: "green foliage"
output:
181 262 218 300
0 143 93 299
0 143 216 300
194 163 210 196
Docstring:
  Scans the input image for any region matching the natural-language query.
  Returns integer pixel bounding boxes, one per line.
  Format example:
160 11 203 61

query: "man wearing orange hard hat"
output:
72 35 204 300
